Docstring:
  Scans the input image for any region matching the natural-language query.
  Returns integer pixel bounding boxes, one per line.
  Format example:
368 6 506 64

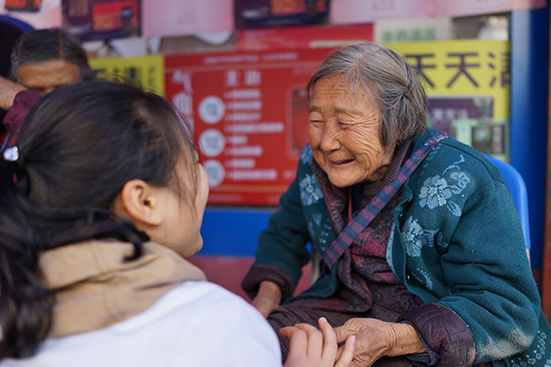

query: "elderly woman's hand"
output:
282 317 355 367
0 76 27 111
333 318 426 367
251 280 282 318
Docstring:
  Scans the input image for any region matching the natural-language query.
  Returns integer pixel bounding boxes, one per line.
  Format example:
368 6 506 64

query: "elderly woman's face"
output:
308 75 395 188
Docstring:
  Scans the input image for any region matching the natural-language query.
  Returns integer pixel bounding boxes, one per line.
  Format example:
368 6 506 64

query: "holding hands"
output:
282 317 355 367
333 318 426 367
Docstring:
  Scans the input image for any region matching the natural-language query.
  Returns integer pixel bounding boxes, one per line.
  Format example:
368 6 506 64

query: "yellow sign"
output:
89 55 165 95
387 40 510 159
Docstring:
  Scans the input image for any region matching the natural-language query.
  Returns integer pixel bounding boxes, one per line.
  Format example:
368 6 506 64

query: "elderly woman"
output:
242 42 551 367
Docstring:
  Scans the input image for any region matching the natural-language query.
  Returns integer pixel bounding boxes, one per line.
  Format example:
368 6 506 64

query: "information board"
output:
89 54 165 94
165 49 333 205
388 40 511 160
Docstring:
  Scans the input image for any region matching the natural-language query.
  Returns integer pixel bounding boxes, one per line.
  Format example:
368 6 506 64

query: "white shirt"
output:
2 281 282 367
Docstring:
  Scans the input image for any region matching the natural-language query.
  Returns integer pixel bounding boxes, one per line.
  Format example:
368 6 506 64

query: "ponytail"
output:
0 158 52 359
0 81 196 359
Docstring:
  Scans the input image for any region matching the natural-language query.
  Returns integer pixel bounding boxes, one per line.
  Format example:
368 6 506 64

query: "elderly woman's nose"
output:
319 125 341 151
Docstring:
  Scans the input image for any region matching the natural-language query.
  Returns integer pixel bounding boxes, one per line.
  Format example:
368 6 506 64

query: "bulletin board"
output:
388 40 511 160
165 48 335 205
89 54 165 93
164 40 510 206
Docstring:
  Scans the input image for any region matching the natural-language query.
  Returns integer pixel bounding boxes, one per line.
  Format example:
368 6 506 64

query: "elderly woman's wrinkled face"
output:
308 75 395 188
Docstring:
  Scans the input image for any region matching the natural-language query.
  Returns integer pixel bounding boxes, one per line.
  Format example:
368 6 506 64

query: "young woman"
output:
0 81 354 367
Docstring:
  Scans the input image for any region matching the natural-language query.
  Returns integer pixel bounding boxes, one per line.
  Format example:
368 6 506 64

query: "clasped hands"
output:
254 282 425 367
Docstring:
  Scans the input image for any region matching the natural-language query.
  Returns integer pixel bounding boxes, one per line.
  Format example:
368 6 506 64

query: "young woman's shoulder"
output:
1 281 282 367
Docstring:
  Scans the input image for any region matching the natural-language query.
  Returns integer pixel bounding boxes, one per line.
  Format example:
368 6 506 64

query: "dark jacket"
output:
244 129 551 366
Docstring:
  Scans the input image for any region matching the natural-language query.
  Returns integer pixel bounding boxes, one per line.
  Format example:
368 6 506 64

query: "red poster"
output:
165 48 335 205
237 24 373 51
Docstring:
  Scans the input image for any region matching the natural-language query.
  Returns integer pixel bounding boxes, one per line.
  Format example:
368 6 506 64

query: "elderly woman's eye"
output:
338 121 353 128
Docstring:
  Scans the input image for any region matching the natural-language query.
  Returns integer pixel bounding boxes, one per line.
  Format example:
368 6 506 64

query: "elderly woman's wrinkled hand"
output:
0 76 27 110
251 280 282 318
282 317 355 367
333 318 425 367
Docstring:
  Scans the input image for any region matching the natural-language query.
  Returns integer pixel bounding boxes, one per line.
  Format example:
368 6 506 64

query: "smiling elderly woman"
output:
241 42 551 367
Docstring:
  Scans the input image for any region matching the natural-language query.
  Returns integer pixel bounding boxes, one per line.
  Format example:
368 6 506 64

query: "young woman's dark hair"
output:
0 80 199 359
9 28 94 82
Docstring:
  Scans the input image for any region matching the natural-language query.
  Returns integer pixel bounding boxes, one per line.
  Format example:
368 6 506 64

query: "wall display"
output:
331 0 433 25
165 48 333 205
235 0 329 30
0 0 61 28
4 0 42 12
237 23 373 51
141 0 233 37
375 18 452 43
62 0 140 41
388 40 511 160
164 40 509 206
434 0 546 18
89 54 164 93
331 0 546 25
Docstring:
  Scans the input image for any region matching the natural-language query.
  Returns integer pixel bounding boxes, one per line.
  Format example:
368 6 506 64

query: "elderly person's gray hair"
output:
10 28 94 83
307 42 427 148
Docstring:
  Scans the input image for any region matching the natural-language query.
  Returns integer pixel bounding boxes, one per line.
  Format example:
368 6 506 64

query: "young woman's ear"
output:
113 179 162 227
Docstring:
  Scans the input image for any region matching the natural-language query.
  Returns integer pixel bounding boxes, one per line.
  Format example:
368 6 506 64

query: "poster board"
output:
165 48 334 205
0 0 61 28
164 40 510 206
89 54 164 93
62 0 140 41
388 40 511 160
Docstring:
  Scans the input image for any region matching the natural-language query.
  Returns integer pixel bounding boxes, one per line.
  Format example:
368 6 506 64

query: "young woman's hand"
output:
281 317 355 367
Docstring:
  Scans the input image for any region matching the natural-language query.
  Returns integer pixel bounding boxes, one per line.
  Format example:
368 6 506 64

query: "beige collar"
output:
40 240 206 338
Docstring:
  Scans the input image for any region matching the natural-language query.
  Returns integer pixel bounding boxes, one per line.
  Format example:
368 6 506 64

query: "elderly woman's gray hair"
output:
307 42 427 148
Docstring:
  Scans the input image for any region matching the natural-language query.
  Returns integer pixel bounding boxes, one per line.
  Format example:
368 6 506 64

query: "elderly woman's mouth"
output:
331 159 354 165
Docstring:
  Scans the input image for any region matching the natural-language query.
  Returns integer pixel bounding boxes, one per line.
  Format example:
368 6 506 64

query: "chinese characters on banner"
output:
164 49 333 205
388 40 510 160
89 54 164 93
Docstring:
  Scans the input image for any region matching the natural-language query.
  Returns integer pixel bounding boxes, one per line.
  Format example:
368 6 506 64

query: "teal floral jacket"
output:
246 129 551 366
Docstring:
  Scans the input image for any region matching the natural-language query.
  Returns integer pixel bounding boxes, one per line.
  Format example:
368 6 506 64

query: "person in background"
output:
9 27 93 95
0 80 354 367
242 42 551 367
1 27 93 152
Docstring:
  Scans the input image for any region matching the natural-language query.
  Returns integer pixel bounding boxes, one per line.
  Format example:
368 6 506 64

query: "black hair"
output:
10 28 94 82
0 80 198 359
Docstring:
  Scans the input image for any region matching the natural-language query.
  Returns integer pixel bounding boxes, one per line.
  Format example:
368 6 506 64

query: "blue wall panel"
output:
510 8 549 272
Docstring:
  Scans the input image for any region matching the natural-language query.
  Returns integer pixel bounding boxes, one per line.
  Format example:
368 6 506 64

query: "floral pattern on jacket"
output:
244 129 551 366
